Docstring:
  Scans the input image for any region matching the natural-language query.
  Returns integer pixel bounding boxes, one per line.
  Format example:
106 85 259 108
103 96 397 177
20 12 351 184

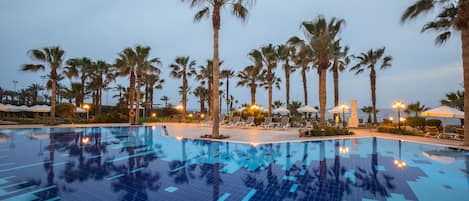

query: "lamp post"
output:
83 104 90 122
339 104 349 128
392 100 405 130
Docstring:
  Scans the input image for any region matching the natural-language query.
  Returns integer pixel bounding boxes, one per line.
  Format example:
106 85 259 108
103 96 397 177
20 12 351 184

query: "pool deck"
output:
0 122 467 150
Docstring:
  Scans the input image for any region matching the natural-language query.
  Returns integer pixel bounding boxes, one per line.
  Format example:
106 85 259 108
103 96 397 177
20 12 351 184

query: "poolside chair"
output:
277 116 290 129
425 126 441 138
454 128 464 141
241 116 256 128
226 116 241 127
259 117 273 128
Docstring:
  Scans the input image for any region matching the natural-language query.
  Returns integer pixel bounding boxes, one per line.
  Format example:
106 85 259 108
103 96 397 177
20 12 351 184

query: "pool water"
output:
0 126 467 201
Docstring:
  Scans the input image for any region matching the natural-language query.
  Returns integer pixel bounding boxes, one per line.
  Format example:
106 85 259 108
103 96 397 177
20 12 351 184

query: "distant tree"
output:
55 103 76 123
237 65 265 105
169 56 197 121
441 90 464 111
405 101 428 117
273 100 284 109
160 96 170 108
361 106 373 124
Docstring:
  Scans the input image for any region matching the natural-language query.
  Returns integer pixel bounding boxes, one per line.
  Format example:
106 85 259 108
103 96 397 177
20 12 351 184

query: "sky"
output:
0 0 463 110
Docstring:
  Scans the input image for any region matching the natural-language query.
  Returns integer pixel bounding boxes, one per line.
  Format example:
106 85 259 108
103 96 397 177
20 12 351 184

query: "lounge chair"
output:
241 116 256 128
277 116 290 129
454 128 464 141
260 117 273 128
226 116 241 127
425 126 440 138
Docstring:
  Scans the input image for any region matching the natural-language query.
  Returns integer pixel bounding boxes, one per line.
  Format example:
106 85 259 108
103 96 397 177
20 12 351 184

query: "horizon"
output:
0 0 462 109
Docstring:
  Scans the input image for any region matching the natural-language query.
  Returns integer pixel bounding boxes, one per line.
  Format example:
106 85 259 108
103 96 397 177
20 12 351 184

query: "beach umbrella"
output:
273 107 290 115
328 106 350 114
297 106 318 113
422 106 464 135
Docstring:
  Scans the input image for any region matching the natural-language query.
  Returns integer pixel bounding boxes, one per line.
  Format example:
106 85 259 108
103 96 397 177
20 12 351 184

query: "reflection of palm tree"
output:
354 138 395 197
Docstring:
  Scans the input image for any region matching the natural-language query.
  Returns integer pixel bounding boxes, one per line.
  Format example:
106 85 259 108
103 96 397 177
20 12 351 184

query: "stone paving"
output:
0 122 467 150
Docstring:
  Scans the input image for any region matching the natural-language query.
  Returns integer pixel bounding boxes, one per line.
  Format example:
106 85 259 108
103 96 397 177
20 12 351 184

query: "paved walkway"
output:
0 122 467 150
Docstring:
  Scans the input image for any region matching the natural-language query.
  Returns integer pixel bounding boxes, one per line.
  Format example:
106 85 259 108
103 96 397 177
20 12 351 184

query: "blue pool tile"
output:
289 184 299 193
283 175 297 181
241 189 257 201
164 186 178 193
299 169 306 175
105 173 124 180
375 165 385 171
217 193 230 201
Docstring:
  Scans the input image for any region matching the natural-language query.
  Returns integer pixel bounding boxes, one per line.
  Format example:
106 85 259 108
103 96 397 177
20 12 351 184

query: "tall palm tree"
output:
288 36 315 106
402 0 469 145
182 0 253 138
90 60 113 114
192 86 209 114
277 44 296 105
330 40 350 107
135 46 161 124
301 16 345 128
143 74 164 116
350 47 392 125
220 69 235 115
21 46 65 124
237 65 265 105
169 56 197 121
249 44 279 116
160 96 170 108
361 106 373 124
115 47 138 124
64 57 92 106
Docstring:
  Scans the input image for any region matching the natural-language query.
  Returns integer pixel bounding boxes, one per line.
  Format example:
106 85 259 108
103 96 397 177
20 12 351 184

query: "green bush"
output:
377 125 416 135
300 127 354 137
425 119 442 128
407 117 426 128
94 113 127 123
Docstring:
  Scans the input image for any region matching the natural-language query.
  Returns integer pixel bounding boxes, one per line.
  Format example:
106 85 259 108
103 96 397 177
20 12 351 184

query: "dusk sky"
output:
0 0 462 110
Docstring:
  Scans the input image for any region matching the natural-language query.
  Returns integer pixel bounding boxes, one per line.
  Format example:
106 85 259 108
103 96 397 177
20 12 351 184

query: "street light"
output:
176 104 184 111
339 104 349 128
392 100 406 130
83 104 90 122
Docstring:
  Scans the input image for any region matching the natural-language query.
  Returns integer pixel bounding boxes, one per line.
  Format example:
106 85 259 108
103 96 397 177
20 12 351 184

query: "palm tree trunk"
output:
302 67 308 106
136 74 142 124
333 60 339 107
250 83 256 105
50 76 56 125
129 70 136 124
267 69 273 116
462 26 469 146
319 68 327 128
212 7 221 138
285 66 291 105
207 81 212 117
370 67 378 125
226 78 229 116
81 77 85 106
182 75 187 122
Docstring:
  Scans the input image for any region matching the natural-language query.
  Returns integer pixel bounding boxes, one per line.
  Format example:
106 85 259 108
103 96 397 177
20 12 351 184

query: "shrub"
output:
377 125 417 135
55 103 76 122
301 127 354 137
94 113 127 123
425 119 442 128
406 117 426 128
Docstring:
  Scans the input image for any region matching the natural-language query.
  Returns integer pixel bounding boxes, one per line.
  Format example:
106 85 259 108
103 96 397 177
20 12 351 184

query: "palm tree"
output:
143 74 164 116
277 44 296 105
237 65 265 105
135 46 161 124
90 60 113 114
441 90 464 111
361 106 373 124
169 56 197 121
220 69 235 115
249 44 280 116
405 101 427 117
350 47 392 125
273 100 283 109
115 47 138 124
197 60 223 116
330 40 350 107
64 57 92 106
288 37 314 106
192 86 209 114
401 0 469 145
301 16 346 128
0 87 4 103
182 0 253 138
160 96 170 108
21 46 65 124
27 83 44 105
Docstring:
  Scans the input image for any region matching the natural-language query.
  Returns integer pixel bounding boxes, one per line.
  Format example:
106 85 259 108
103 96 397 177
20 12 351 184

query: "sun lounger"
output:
260 117 273 128
226 116 241 127
241 116 256 128
454 128 464 141
425 126 440 138
277 116 290 129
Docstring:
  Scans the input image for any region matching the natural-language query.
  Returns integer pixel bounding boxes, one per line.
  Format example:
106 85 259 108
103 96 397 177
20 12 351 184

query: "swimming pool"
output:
0 126 467 201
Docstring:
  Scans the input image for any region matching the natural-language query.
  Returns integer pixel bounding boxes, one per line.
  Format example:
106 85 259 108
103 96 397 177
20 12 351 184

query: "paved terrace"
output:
0 122 467 150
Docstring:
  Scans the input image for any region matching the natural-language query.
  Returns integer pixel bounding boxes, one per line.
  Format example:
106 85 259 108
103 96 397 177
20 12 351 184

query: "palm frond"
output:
21 64 45 72
194 7 210 22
